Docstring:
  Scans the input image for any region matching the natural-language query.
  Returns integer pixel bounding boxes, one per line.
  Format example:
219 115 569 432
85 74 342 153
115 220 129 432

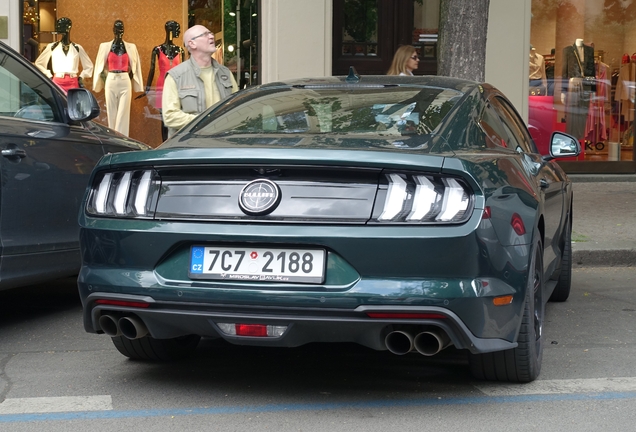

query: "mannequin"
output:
561 38 596 139
136 20 185 140
529 45 547 95
93 20 143 136
34 17 93 93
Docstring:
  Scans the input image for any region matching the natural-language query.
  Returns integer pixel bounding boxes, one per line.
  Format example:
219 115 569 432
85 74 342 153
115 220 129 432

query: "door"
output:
492 96 565 275
0 46 105 288
332 0 413 75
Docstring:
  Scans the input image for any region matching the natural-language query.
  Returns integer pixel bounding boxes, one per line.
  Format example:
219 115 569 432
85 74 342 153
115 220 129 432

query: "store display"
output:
34 17 93 93
561 39 596 140
93 20 143 136
584 59 610 146
529 46 547 96
136 20 185 141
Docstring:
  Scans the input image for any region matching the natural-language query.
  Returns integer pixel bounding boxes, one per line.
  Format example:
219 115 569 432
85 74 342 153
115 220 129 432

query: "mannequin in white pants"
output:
93 20 143 136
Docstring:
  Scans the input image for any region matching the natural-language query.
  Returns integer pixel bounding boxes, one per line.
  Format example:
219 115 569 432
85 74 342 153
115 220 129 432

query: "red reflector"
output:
482 206 491 219
510 212 526 235
94 299 150 308
236 324 268 337
366 312 447 319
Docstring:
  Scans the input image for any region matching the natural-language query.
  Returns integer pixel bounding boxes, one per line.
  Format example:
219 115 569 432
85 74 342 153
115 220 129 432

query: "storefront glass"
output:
412 0 439 75
530 0 636 170
21 0 259 147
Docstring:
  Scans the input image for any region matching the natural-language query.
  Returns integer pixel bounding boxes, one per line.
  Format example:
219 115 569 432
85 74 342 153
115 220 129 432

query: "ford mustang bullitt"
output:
78 73 579 382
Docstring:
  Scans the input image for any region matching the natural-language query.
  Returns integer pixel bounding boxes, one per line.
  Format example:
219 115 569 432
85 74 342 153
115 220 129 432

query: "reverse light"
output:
374 173 472 223
87 169 159 218
217 323 288 337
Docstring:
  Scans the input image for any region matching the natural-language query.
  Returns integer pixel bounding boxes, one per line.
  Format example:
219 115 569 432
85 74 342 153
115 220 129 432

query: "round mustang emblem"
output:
239 179 281 216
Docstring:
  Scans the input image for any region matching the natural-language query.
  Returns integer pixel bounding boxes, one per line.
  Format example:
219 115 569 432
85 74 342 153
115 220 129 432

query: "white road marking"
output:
0 395 112 414
475 377 636 396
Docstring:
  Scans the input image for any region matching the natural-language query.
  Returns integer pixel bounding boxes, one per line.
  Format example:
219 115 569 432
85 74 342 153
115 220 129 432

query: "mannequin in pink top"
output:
93 20 143 136
136 20 185 140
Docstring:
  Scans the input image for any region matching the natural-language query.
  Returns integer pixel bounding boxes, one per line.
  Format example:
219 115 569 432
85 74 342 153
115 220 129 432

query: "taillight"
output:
87 169 159 218
374 173 472 223
94 299 150 308
366 312 447 319
510 212 526 235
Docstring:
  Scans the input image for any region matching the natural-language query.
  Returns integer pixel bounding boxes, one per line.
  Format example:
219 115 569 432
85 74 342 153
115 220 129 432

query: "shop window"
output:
332 0 438 76
190 0 260 89
530 0 636 169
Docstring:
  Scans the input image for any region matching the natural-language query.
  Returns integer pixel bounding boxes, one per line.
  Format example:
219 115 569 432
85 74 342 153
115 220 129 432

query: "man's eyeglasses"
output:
410 55 420 61
190 30 213 41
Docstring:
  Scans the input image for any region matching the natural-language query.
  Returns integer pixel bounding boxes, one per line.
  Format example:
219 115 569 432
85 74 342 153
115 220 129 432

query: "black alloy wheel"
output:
549 213 572 302
469 237 545 382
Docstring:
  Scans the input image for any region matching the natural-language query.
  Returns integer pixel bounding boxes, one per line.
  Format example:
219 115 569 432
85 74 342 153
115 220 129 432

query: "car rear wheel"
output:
469 238 544 382
111 335 201 361
549 215 572 302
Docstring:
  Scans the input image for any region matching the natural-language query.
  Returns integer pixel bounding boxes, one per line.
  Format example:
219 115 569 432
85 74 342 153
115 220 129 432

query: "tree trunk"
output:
438 0 490 82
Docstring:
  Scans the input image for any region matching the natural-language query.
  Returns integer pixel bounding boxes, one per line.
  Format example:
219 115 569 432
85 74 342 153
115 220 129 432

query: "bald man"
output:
162 25 238 138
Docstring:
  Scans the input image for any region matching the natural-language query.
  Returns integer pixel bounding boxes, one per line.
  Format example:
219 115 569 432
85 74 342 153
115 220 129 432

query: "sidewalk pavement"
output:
569 175 636 267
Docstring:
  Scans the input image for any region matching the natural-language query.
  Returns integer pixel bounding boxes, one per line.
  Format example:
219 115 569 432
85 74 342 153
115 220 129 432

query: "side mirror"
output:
66 88 100 122
548 131 580 160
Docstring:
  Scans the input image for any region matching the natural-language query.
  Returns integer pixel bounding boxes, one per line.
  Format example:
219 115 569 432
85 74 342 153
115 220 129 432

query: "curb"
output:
568 174 636 183
572 249 636 267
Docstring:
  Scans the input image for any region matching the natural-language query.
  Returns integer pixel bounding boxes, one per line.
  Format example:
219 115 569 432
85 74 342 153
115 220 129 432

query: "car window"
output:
478 103 511 149
0 50 60 122
184 86 463 140
492 96 537 153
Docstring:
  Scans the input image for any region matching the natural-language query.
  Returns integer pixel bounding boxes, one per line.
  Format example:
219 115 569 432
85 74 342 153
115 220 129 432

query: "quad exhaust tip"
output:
385 328 451 356
98 314 148 340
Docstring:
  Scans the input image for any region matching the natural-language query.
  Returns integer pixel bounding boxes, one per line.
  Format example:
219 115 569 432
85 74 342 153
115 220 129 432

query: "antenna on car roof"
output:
345 66 360 83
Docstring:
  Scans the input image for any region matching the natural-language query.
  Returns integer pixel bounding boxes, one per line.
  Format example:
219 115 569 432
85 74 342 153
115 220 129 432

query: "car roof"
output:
259 75 480 94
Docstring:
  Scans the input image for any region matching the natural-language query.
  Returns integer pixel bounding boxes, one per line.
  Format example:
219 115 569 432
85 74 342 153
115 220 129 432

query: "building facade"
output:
3 0 634 173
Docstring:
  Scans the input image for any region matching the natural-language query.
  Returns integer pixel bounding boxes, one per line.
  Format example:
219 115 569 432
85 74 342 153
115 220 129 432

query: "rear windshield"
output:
181 85 464 141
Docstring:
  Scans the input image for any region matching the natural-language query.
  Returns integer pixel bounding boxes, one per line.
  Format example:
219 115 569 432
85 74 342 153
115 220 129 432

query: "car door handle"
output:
540 178 549 189
1 148 27 158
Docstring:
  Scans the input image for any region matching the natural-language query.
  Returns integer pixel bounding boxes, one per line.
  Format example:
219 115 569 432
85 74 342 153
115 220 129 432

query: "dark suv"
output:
0 41 149 291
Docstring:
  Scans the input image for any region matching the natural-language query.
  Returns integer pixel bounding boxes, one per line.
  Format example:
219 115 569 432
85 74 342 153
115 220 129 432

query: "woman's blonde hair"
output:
387 45 417 75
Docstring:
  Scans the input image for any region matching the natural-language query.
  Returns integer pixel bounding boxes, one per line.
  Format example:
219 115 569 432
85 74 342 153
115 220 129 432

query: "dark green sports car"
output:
78 74 580 382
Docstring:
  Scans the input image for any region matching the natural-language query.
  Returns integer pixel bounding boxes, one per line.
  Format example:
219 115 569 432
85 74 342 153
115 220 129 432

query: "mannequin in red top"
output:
93 20 143 136
136 21 185 140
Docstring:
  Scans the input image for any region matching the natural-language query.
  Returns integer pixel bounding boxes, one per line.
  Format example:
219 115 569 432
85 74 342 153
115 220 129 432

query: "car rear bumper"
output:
82 291 517 354
78 215 532 353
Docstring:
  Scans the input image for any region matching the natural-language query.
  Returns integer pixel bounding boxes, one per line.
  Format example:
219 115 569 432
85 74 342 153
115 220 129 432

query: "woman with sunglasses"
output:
387 45 420 76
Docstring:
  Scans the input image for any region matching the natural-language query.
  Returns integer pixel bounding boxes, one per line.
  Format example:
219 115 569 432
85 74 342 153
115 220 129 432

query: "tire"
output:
549 216 572 302
469 238 544 382
111 335 201 361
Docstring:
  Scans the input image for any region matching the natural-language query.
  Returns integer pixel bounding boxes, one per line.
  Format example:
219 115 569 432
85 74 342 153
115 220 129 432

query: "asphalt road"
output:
1 267 635 432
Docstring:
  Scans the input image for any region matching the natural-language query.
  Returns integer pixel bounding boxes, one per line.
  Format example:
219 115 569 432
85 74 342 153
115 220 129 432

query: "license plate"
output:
189 246 326 283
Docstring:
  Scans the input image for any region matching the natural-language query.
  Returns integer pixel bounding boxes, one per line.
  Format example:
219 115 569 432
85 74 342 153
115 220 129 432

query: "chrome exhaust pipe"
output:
118 316 149 340
99 314 122 337
385 331 414 355
413 328 451 356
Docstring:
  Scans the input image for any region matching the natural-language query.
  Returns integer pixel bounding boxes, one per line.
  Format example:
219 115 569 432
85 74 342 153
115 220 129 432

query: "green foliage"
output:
342 0 378 42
